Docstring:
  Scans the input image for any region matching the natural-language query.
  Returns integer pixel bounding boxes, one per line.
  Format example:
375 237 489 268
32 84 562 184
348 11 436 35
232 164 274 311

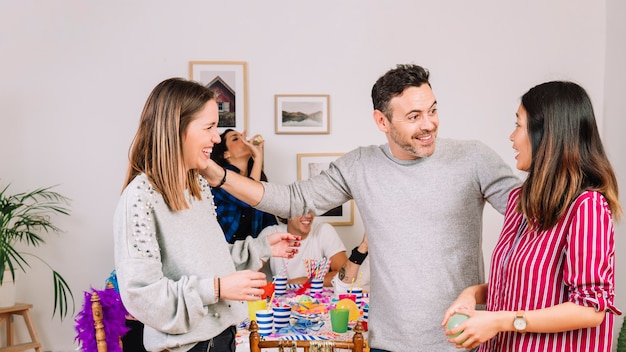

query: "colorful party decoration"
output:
335 298 359 321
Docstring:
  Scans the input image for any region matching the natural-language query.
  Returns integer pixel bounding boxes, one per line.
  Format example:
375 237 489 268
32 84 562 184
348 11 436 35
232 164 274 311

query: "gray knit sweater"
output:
114 174 271 352
257 138 521 351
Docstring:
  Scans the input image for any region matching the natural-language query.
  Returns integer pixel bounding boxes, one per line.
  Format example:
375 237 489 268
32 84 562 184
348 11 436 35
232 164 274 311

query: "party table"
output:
235 285 369 352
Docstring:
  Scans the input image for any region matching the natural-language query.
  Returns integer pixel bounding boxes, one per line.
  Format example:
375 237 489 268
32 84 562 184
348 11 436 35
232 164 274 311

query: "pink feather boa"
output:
74 287 130 352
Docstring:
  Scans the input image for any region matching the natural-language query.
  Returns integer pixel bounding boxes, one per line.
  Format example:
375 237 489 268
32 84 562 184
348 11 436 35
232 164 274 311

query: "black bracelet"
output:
349 246 368 265
214 167 227 188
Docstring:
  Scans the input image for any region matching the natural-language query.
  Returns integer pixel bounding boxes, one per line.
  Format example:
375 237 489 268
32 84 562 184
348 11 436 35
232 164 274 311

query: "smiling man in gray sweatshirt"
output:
201 64 521 351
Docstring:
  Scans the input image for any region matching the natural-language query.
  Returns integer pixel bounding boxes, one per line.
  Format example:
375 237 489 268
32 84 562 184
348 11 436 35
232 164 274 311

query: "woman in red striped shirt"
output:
443 81 622 351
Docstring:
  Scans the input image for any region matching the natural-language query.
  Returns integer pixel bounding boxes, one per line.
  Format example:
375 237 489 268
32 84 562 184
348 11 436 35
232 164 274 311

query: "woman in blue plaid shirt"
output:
210 129 278 243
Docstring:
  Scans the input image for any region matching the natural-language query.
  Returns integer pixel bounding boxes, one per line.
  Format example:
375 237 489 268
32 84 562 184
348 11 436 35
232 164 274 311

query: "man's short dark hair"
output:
371 64 431 119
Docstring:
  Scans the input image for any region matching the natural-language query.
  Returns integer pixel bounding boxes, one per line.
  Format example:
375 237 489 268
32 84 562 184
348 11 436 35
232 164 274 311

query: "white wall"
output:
605 0 626 345
0 1 621 350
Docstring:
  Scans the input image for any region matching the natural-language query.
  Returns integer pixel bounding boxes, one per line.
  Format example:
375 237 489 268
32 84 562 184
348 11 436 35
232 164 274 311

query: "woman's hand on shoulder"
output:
199 159 225 187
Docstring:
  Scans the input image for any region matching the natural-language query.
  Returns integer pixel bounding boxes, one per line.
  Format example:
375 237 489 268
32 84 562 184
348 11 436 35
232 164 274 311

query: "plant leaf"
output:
1 182 73 321
52 270 75 320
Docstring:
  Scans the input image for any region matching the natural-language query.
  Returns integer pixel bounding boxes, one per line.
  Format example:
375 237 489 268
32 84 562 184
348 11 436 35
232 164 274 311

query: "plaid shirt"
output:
211 165 277 243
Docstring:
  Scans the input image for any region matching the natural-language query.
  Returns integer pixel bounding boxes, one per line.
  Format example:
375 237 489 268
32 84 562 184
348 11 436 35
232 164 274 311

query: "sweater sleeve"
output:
257 154 355 218
113 178 216 334
229 234 272 271
472 140 522 214
564 191 621 315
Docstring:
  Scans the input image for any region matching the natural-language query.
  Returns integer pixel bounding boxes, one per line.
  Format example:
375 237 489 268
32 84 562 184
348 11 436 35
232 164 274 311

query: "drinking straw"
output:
358 272 363 289
315 258 322 279
304 258 311 278
317 258 327 280
349 278 355 294
281 260 288 277
324 258 330 278
269 290 275 307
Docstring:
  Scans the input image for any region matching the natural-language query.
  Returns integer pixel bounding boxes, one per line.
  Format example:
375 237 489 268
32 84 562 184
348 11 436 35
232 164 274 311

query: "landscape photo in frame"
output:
275 95 330 134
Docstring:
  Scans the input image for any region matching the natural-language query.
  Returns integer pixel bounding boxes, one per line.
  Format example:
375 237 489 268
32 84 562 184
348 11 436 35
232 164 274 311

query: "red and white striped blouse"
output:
481 188 621 352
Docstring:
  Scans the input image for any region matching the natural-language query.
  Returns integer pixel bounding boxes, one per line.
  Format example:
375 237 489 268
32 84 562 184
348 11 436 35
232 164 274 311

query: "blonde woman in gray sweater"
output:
114 78 300 352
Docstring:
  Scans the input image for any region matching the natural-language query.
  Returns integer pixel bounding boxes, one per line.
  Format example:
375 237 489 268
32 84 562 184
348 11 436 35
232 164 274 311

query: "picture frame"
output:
297 153 354 226
189 61 248 133
275 94 330 134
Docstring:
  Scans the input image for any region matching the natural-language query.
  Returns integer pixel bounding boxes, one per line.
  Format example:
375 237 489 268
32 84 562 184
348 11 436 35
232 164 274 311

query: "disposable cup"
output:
362 304 369 331
350 288 363 306
330 308 350 333
310 279 323 295
274 276 287 296
272 306 292 330
338 294 356 302
255 309 274 336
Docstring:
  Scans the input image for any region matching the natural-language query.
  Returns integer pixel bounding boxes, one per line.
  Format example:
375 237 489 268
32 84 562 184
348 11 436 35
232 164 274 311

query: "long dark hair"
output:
517 81 621 229
210 129 269 181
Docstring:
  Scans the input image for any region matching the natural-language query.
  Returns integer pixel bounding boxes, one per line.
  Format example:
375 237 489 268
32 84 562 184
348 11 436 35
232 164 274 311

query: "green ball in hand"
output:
447 313 469 338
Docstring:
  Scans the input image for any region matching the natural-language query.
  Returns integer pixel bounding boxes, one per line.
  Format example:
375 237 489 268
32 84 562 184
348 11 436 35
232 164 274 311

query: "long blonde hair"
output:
124 78 215 211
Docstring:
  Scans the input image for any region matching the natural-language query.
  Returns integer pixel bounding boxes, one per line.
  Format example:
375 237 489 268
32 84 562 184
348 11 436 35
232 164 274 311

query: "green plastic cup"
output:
330 308 350 333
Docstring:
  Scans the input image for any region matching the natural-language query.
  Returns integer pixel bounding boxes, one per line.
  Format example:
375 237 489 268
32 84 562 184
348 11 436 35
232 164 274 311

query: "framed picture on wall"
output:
189 61 248 133
297 153 354 226
275 94 330 134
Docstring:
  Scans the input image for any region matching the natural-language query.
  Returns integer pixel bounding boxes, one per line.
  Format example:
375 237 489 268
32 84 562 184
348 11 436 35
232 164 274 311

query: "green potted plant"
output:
617 318 626 352
0 182 74 320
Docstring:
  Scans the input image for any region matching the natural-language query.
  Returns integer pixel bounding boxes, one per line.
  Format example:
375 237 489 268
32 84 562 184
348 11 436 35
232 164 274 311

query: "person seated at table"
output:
261 213 348 286
105 270 148 352
332 233 370 293
210 129 278 243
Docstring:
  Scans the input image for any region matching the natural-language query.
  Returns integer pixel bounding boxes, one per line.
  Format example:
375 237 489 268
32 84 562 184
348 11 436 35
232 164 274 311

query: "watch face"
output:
514 317 527 330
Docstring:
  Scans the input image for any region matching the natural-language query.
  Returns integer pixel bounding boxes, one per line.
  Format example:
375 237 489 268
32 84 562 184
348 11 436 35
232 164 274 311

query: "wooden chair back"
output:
249 320 364 352
91 282 123 352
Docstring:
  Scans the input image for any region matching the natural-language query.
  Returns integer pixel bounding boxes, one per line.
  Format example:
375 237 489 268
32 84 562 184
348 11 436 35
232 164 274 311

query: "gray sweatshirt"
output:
257 138 521 351
114 174 271 352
